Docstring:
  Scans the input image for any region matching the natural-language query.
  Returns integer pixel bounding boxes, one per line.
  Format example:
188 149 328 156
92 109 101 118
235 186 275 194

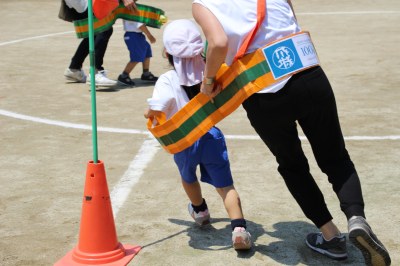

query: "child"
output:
117 20 158 87
144 19 252 250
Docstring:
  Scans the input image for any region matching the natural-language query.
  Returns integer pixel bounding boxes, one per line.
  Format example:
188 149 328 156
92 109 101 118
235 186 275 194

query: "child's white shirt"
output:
123 20 144 32
147 70 190 120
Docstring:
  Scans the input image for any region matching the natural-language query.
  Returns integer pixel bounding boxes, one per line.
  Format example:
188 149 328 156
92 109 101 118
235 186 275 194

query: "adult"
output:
60 0 137 86
192 0 391 265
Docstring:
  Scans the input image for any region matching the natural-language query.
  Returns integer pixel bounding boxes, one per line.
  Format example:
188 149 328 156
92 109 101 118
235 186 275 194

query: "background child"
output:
118 20 158 87
144 19 252 250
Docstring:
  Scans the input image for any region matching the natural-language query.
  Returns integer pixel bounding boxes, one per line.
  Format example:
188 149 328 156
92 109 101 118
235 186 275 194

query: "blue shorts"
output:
124 32 152 62
173 127 233 188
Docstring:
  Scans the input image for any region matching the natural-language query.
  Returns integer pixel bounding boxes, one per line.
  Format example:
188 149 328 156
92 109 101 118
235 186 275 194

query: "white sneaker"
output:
232 227 252 250
188 203 210 226
87 70 117 87
64 68 86 83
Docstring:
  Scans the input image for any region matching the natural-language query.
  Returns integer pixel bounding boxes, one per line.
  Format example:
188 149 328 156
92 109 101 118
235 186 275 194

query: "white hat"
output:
163 19 205 86
163 19 204 58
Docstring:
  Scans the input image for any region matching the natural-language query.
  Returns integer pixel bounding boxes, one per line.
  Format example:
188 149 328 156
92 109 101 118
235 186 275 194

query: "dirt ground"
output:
0 0 399 265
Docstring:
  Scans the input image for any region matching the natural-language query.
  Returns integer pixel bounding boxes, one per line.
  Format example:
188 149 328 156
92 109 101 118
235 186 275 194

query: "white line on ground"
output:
0 109 149 135
1 109 400 141
110 137 160 218
0 31 74 47
0 11 399 47
297 11 400 16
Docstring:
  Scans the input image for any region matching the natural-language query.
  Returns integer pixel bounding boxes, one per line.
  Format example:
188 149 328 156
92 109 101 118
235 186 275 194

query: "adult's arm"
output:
192 3 228 99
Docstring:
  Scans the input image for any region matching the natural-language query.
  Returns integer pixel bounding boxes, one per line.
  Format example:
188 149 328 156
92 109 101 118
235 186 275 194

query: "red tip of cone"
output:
93 0 119 19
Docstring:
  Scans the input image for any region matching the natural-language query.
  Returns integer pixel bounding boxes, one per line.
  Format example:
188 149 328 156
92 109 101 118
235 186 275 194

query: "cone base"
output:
54 244 141 266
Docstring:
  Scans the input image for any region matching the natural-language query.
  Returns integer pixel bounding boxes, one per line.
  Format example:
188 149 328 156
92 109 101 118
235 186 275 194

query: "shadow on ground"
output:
141 218 366 265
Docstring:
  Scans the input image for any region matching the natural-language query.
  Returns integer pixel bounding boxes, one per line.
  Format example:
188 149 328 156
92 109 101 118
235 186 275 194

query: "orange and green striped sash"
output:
147 47 279 154
148 31 319 154
74 3 166 38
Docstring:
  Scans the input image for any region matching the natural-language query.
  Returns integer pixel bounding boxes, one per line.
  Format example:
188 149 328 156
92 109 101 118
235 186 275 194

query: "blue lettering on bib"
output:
262 38 304 80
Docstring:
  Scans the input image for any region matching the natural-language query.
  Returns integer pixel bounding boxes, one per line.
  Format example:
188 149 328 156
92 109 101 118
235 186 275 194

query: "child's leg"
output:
215 185 244 221
142 57 150 73
122 61 138 76
181 179 203 206
141 57 158 81
217 185 252 250
182 179 210 226
118 62 138 86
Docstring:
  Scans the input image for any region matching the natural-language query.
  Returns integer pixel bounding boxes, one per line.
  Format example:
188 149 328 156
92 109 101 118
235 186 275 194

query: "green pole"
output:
87 0 99 163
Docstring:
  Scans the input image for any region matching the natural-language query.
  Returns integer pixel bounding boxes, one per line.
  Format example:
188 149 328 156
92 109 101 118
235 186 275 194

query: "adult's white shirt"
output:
65 0 88 13
193 0 301 93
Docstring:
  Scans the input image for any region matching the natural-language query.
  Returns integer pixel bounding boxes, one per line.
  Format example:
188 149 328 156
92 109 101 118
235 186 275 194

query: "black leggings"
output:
242 66 365 228
69 27 113 71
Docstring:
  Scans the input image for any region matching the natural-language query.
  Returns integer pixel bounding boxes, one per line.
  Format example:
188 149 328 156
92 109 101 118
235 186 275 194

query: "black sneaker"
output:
306 232 348 260
141 72 158 82
348 216 391 266
118 74 135 86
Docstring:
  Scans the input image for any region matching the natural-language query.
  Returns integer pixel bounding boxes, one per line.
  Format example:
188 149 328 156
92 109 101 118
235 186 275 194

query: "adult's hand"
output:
200 82 222 103
121 0 137 11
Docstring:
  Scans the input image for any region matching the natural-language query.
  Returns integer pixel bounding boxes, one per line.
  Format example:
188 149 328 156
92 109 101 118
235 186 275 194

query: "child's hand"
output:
144 108 152 119
144 109 160 119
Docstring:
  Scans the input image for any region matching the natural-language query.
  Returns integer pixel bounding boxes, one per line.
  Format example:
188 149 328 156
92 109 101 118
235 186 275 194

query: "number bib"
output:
262 32 319 80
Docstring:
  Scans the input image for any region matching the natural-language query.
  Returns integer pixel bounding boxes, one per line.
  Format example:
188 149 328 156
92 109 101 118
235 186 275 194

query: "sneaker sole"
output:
194 217 211 226
87 83 117 87
305 240 348 260
65 76 85 83
117 81 135 87
233 236 252 250
349 229 391 266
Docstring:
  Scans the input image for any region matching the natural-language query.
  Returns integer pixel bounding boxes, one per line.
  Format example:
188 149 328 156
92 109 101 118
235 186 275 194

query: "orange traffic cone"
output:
55 160 141 265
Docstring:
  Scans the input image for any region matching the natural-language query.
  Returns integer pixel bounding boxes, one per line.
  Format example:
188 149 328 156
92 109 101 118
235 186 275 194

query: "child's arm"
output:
139 24 156 44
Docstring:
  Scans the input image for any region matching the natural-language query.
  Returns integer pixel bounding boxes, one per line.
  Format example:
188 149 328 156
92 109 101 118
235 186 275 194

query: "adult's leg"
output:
295 68 390 266
69 37 89 69
296 67 365 219
94 27 113 70
242 75 332 228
